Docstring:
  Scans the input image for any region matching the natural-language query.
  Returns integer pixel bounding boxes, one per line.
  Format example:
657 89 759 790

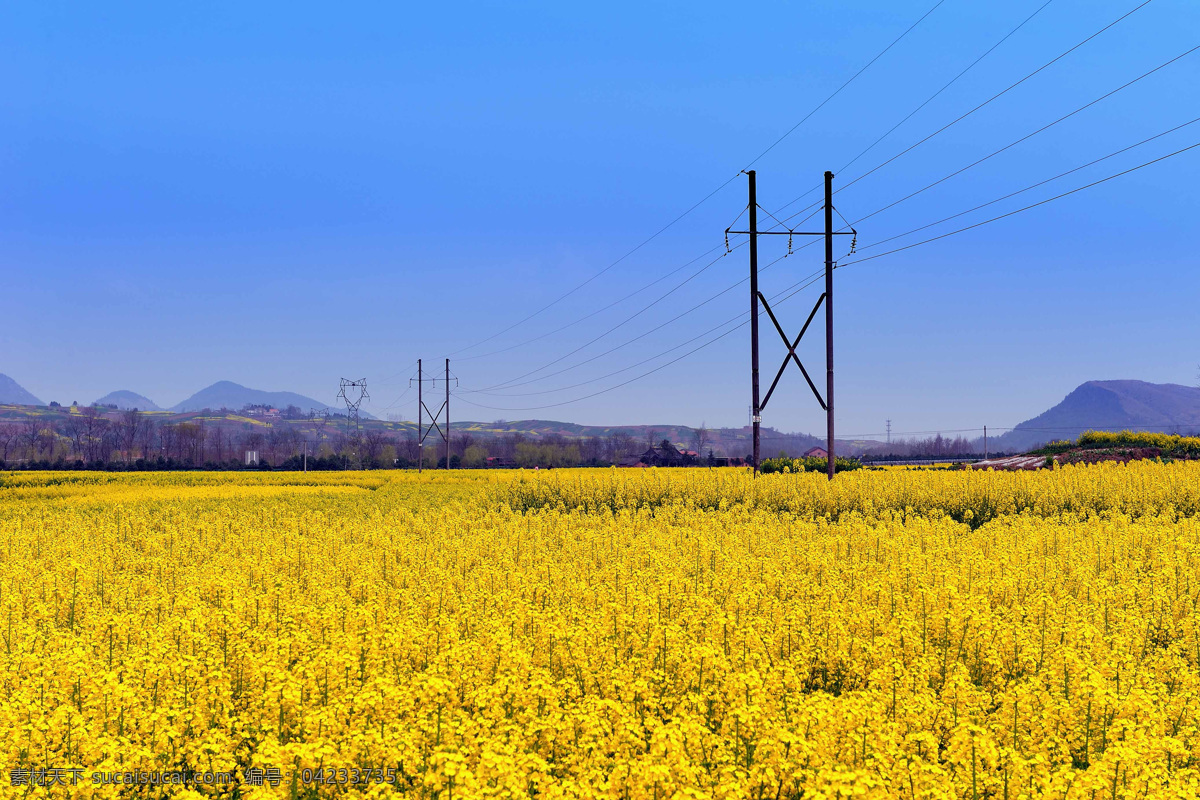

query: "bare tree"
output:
362 430 387 467
176 422 205 464
136 417 158 461
116 409 143 463
208 423 226 463
64 414 89 459
80 406 109 462
243 429 265 451
265 427 287 466
693 422 709 457
20 419 42 461
0 423 16 464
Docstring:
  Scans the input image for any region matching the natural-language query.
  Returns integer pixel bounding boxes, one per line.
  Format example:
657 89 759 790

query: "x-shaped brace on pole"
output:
758 291 826 412
419 400 447 444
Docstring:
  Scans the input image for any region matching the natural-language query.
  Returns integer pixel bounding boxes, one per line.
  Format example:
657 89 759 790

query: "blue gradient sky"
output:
3 1 1198 437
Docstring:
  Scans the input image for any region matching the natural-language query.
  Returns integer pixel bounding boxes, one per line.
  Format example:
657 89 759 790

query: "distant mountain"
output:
0 373 44 406
994 380 1200 451
170 380 353 415
93 390 161 411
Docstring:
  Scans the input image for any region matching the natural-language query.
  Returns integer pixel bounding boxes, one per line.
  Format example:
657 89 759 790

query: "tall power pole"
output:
886 419 891 445
823 171 835 481
413 358 452 472
748 171 761 469
417 359 424 473
445 358 451 470
336 379 369 469
727 171 854 479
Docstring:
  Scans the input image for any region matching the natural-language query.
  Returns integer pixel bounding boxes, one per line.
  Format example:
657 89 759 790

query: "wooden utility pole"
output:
748 170 761 470
445 358 451 470
417 358 423 473
824 170 835 481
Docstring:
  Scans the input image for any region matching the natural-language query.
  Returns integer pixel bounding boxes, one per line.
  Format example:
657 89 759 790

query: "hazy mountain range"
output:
168 380 349 415
990 380 1200 451
0 375 343 416
93 390 161 411
0 373 42 406
2 373 1197 450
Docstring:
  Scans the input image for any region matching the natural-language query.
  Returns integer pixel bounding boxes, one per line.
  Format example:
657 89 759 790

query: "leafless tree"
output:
0 423 16 463
399 431 418 463
20 419 42 461
265 427 287 466
693 422 709 456
176 422 205 464
208 424 226 463
136 417 158 461
280 427 303 461
606 431 637 462
362 430 387 467
116 409 143 463
241 430 265 461
64 414 89 459
79 406 109 462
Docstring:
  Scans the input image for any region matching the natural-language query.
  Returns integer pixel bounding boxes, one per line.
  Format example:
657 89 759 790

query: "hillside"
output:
93 390 161 411
0 374 43 406
994 380 1200 451
170 381 349 416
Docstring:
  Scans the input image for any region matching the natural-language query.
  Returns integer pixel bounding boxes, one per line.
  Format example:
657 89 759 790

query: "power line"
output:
443 1 1087 382
461 253 799 398
453 260 825 411
460 247 815 396
446 1 1179 413
465 205 830 396
855 114 1200 254
445 1 948 359
744 0 947 168
467 248 736 392
845 43 1200 230
775 0 1156 224
775 0 1059 216
453 243 728 364
445 176 741 359
838 138 1200 268
453 135 1200 413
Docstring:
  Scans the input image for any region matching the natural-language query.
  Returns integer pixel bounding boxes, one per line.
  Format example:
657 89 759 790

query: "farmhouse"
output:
803 446 829 459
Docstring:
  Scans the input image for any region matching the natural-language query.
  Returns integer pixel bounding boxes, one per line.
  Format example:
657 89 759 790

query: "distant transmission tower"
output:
886 419 891 445
337 379 369 467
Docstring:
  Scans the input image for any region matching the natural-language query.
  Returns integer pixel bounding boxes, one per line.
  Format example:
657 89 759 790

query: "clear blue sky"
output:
3 1 1198 437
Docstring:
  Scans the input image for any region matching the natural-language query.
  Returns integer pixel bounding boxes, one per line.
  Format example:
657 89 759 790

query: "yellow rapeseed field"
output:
1 463 1199 798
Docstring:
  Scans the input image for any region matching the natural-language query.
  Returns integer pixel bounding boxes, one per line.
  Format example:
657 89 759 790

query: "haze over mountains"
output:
992 380 1200 451
93 390 161 411
2 373 1198 450
168 380 344 415
0 374 42 406
1 374 340 416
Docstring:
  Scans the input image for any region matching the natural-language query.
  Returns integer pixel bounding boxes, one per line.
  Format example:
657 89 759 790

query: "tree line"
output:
0 409 664 470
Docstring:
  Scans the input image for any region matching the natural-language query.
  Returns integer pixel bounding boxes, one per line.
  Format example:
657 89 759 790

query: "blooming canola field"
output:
1 464 1199 798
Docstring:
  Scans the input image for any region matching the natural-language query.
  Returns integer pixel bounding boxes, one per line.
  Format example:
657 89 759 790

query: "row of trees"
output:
0 411 661 470
861 433 993 461
0 412 1025 470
